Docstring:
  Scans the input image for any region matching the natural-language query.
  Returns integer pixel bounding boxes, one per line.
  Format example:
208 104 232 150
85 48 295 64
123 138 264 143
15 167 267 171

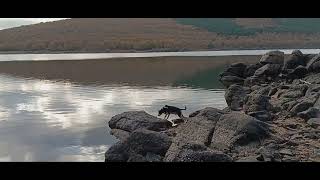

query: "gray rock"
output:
283 53 305 70
210 112 269 152
189 107 225 121
304 54 317 64
247 110 273 122
283 100 298 111
244 76 263 87
164 116 218 161
307 118 320 128
236 156 261 162
297 107 320 120
170 143 233 162
109 111 171 133
251 85 261 91
292 50 304 57
305 85 320 97
226 63 247 77
279 84 308 99
105 129 172 162
105 142 129 162
220 76 244 88
244 63 263 77
290 101 315 116
310 61 320 73
127 154 148 162
279 149 294 156
260 51 285 65
257 146 281 162
225 84 246 111
315 97 320 108
110 129 130 141
244 94 271 113
145 153 163 162
303 73 320 84
303 132 320 139
287 65 308 79
306 53 320 72
254 64 282 78
268 87 278 96
219 71 239 78
252 86 271 96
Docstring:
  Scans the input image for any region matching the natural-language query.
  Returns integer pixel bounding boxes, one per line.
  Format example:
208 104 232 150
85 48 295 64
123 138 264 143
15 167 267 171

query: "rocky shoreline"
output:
105 50 320 162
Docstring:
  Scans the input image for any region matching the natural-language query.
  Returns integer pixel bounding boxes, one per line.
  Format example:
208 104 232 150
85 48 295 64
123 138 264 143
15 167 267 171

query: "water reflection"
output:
0 56 258 161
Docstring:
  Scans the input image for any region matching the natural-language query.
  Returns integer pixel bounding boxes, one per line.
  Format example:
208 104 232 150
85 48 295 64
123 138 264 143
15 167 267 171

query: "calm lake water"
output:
0 49 317 162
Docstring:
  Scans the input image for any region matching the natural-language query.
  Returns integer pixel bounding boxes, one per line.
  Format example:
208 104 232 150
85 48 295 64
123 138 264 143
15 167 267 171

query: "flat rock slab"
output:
189 107 225 121
109 111 171 132
169 143 233 162
164 116 218 162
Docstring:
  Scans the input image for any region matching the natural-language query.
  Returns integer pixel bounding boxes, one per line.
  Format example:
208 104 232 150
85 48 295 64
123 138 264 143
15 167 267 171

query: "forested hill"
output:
1 18 320 52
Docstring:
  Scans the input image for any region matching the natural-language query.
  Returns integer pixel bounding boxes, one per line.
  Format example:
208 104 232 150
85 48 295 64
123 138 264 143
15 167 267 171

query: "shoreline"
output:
104 50 320 162
0 47 319 55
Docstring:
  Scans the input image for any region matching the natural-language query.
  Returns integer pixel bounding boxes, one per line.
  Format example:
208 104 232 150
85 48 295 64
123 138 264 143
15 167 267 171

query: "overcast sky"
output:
0 18 68 30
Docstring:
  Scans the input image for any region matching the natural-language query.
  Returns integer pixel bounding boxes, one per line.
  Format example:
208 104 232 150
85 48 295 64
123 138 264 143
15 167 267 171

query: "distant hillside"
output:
1 18 320 52
175 18 320 35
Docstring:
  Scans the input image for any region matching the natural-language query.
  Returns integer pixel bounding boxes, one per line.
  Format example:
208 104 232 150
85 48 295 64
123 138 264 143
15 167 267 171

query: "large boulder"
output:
243 94 271 113
244 63 263 77
260 51 284 65
290 101 316 116
254 64 282 78
164 115 219 162
105 129 172 162
224 84 246 111
219 76 244 88
225 63 247 77
108 111 171 133
306 53 320 72
210 112 269 152
292 50 304 57
304 54 317 64
297 107 320 120
283 50 305 70
287 65 308 79
110 129 130 141
309 61 320 73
